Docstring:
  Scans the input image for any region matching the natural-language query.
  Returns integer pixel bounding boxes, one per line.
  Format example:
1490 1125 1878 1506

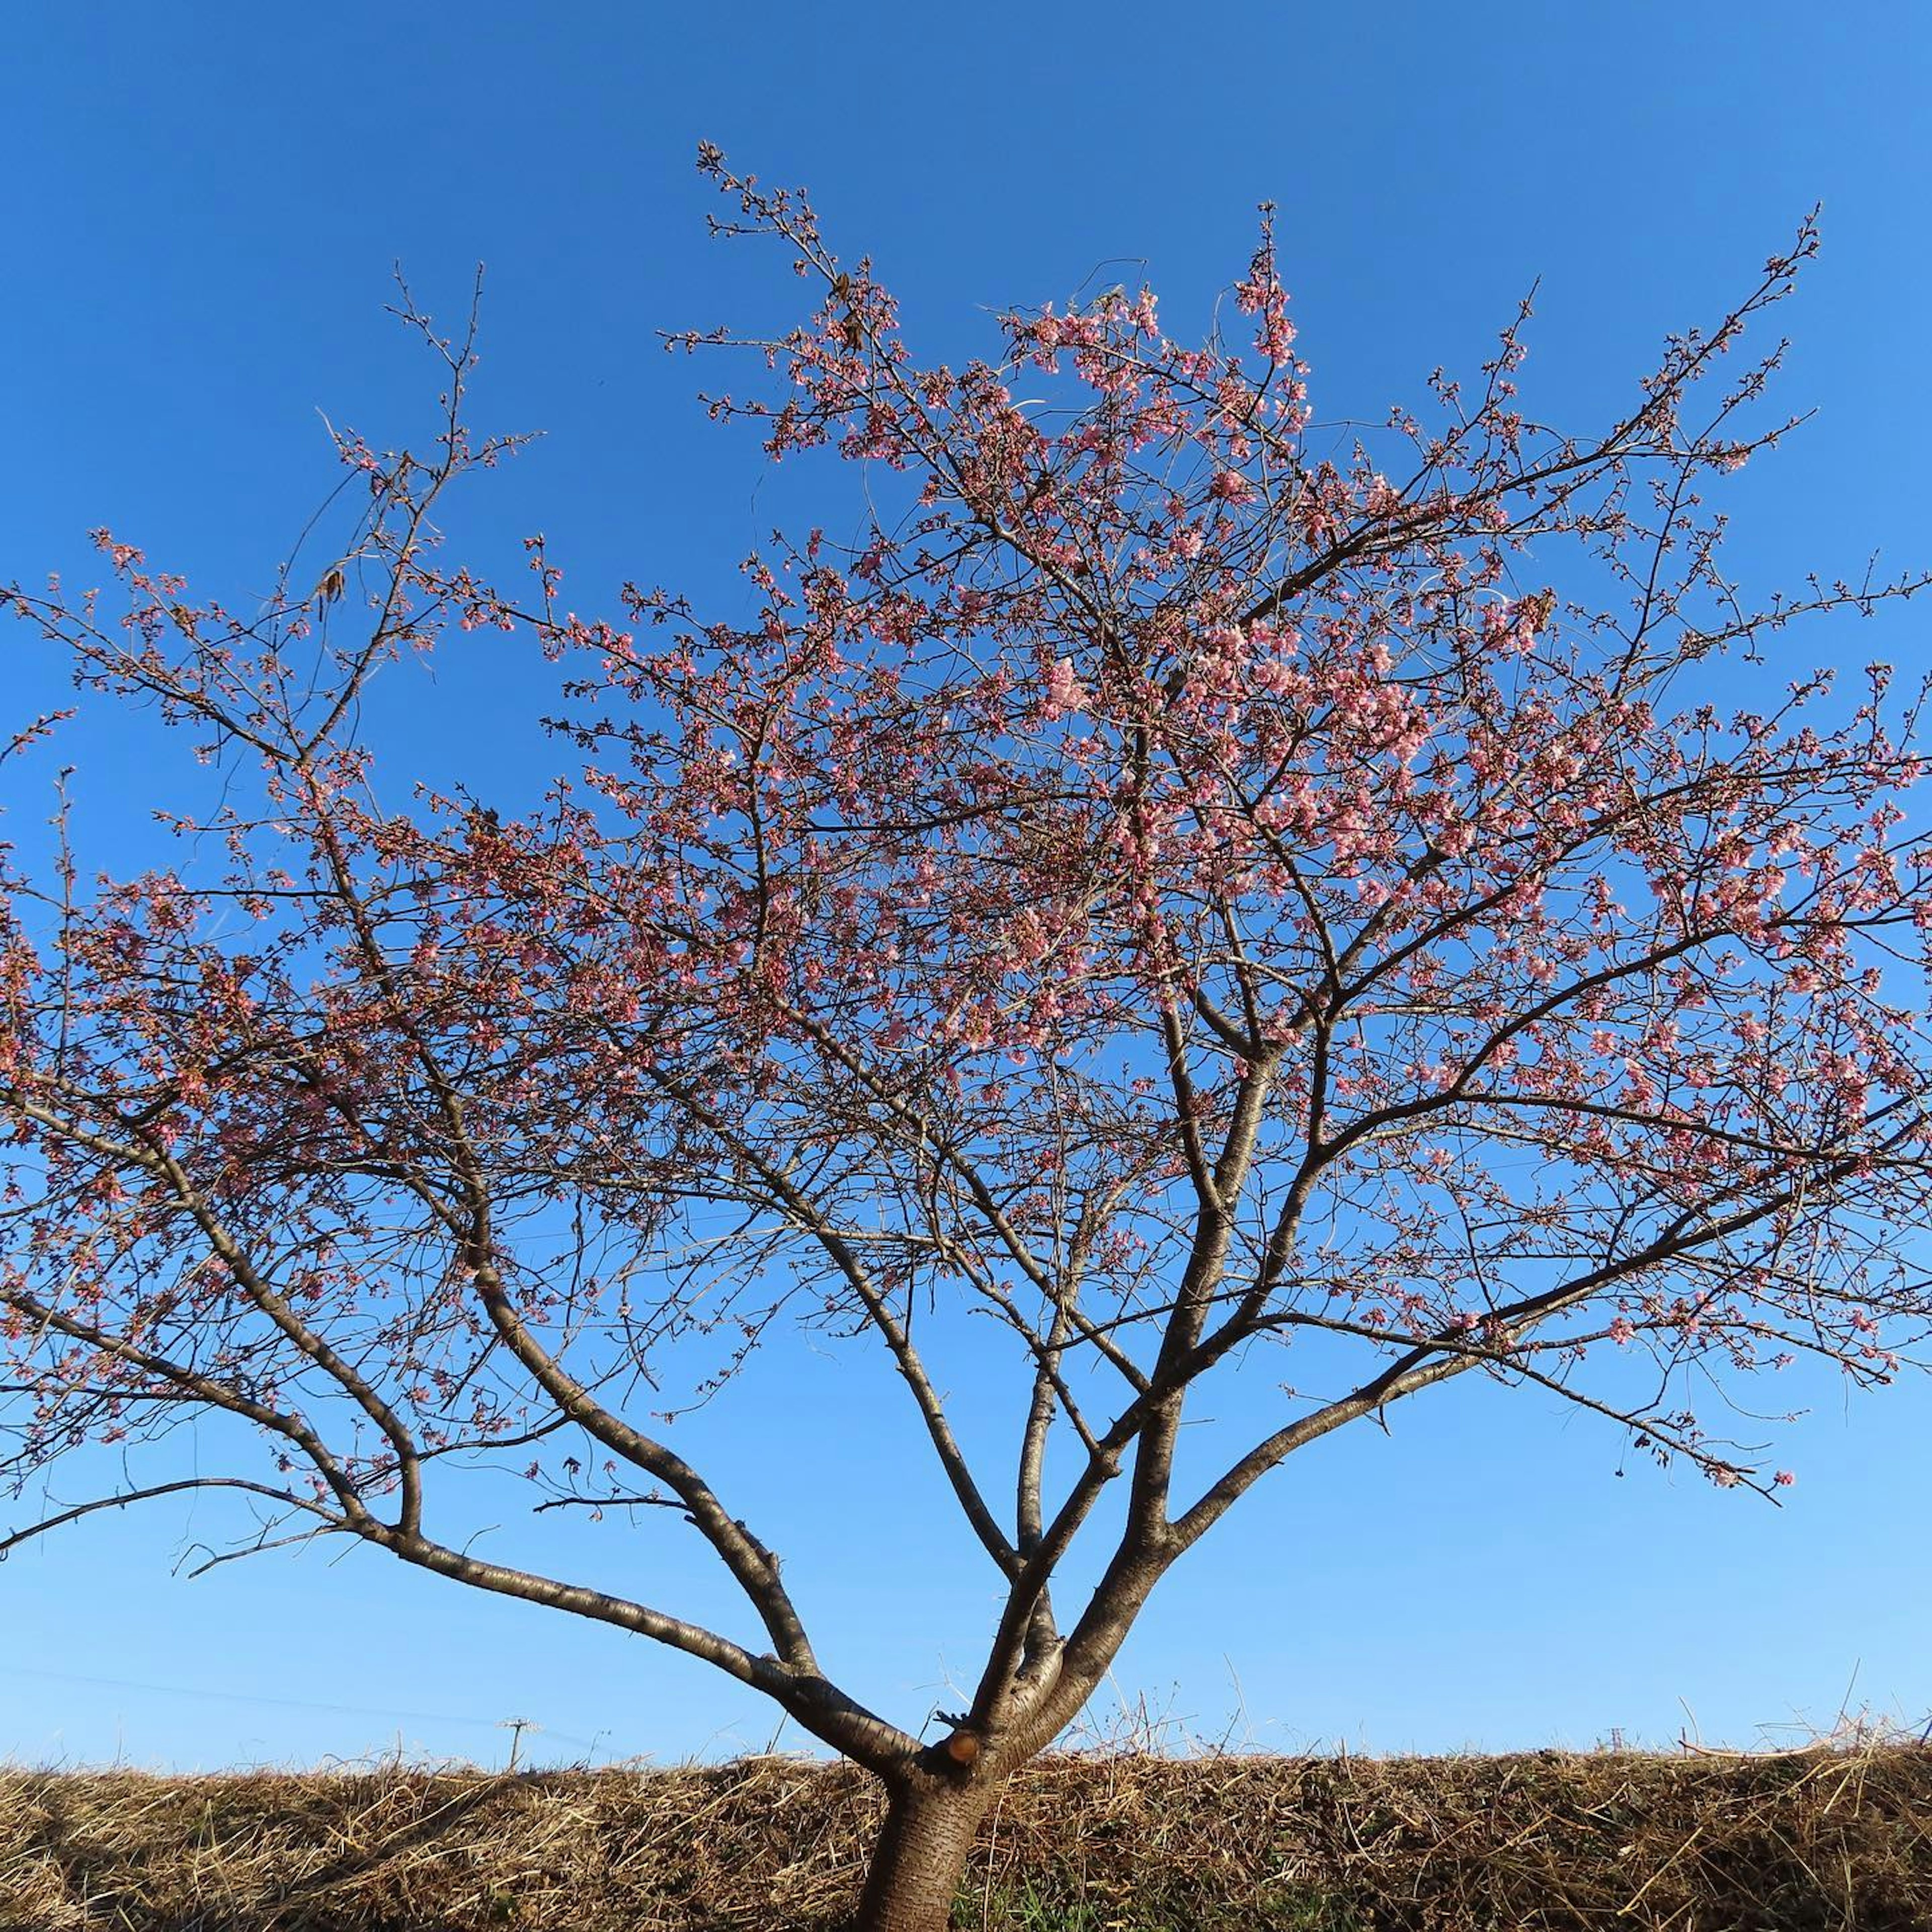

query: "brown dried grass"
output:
3 1737 1928 1929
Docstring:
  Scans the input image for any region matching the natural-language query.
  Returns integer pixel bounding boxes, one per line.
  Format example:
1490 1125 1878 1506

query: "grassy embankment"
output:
5 1738 1929 1928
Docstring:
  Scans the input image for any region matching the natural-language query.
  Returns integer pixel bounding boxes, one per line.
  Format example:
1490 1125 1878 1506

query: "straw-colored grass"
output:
4 1737 1928 1928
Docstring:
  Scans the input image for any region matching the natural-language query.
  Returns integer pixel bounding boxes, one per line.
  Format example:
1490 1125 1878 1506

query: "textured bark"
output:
851 1772 991 1932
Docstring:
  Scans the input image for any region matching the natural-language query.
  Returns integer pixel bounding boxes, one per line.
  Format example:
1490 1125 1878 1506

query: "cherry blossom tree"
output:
5 150 1931 1928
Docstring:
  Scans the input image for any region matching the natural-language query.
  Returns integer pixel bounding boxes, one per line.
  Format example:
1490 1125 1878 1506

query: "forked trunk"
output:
851 1770 991 1932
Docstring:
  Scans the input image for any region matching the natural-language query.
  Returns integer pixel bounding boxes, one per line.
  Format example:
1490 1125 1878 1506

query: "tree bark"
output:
850 1768 992 1932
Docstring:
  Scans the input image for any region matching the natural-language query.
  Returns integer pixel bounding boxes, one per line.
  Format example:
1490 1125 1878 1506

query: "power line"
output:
0 1663 604 1750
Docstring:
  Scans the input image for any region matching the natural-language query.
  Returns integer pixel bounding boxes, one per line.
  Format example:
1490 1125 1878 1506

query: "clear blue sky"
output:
4 3 1929 1772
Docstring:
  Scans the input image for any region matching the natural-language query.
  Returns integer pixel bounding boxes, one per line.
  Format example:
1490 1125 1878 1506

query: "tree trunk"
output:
850 1770 991 1932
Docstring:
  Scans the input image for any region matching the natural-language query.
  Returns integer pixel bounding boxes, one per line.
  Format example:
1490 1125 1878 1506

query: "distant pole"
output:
499 1715 539 1773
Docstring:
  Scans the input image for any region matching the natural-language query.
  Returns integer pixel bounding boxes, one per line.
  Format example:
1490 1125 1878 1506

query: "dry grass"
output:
3 1736 1929 1929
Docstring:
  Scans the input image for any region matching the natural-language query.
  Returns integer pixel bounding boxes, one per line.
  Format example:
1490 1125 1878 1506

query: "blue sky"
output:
3 3 1929 1771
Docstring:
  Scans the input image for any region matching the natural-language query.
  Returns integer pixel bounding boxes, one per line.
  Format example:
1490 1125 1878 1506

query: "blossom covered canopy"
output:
1 160 1928 1782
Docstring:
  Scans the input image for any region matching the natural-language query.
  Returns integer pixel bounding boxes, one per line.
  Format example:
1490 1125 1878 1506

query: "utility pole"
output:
499 1715 539 1773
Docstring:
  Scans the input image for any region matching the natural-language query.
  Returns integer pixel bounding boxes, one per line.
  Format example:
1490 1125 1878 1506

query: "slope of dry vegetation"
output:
3 1743 1928 1930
